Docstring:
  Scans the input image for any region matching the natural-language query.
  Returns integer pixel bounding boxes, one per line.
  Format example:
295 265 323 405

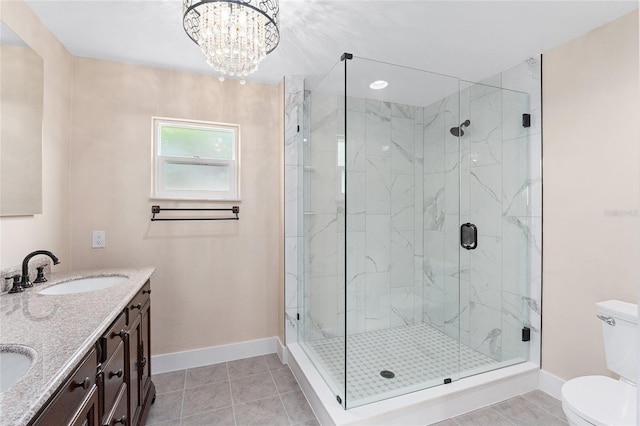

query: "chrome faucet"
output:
21 250 60 288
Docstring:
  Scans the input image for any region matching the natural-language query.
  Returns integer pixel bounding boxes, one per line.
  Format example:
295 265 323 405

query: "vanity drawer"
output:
128 280 151 323
100 310 127 363
31 348 98 426
102 341 125 416
103 384 128 426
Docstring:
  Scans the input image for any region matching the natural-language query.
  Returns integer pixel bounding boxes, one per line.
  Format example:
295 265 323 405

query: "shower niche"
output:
294 55 537 409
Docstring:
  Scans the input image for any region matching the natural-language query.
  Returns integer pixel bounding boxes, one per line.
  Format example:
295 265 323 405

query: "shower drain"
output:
380 370 395 379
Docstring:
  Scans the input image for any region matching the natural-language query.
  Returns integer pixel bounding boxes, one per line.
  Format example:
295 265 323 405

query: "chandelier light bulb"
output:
183 0 280 84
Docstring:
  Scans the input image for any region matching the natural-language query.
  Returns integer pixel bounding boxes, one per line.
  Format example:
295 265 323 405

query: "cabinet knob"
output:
73 377 91 390
112 415 126 425
111 329 127 340
142 289 151 294
131 303 142 310
109 369 123 379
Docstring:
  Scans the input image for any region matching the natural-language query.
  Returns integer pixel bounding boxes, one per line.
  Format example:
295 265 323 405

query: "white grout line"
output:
271 366 295 425
179 368 187 420
227 362 239 426
520 391 568 423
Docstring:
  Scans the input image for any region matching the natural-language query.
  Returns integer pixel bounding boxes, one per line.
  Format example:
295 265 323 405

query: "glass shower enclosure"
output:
298 55 532 409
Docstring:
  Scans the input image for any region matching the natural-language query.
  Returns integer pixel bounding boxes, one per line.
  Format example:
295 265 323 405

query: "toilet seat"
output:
561 375 637 426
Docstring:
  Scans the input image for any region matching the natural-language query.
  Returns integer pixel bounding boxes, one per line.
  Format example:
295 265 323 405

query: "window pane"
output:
160 125 234 160
163 162 230 192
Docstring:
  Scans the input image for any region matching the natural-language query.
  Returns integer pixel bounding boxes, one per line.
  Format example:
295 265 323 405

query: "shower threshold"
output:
287 343 538 425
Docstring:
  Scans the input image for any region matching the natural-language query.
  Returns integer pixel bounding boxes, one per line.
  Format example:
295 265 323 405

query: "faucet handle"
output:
34 266 47 284
7 275 24 294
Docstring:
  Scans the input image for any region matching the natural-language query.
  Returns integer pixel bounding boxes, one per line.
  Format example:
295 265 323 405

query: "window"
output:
153 117 239 200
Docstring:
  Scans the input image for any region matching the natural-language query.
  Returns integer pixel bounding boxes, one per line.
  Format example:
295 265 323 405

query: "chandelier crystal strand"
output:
183 0 279 84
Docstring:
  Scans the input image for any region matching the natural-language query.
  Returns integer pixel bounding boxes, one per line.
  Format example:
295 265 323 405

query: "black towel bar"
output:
150 205 239 221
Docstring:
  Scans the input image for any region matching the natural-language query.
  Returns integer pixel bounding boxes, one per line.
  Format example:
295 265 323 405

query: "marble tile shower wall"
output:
344 97 424 335
289 88 427 340
305 90 343 340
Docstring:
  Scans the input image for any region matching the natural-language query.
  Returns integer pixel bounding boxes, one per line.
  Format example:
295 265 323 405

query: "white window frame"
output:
152 117 240 201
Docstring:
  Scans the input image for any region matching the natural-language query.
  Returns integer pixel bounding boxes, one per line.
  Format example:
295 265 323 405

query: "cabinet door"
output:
31 348 98 426
102 342 126 425
140 303 151 397
128 311 142 426
70 385 99 426
103 385 128 426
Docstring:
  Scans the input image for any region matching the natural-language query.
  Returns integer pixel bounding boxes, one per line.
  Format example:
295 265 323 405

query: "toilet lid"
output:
562 375 637 426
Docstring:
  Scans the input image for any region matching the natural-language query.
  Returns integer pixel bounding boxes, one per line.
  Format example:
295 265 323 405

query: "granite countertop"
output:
0 267 155 426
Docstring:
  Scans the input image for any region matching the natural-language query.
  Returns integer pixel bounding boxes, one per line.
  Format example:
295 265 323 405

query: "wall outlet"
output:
92 231 106 248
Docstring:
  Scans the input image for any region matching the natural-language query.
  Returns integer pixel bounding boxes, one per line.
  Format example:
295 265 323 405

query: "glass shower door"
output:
344 56 462 408
299 59 347 406
458 81 531 376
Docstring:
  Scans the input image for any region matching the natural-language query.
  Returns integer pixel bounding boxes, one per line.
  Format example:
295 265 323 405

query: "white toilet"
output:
561 300 638 426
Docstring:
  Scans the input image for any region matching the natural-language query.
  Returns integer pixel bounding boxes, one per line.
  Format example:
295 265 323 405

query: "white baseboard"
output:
152 336 279 374
539 369 565 400
277 337 288 364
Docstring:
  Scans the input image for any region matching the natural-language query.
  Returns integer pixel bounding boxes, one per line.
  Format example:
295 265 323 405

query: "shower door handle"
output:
460 223 477 250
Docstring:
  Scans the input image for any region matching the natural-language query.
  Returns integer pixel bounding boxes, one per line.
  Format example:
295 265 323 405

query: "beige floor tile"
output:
522 389 567 421
264 353 287 371
181 406 235 426
430 420 458 426
492 396 568 426
186 363 229 389
152 370 186 394
293 420 320 426
453 407 512 426
230 372 278 404
228 356 269 379
271 367 300 394
148 420 180 426
147 390 183 424
234 396 290 426
182 381 233 417
281 390 316 424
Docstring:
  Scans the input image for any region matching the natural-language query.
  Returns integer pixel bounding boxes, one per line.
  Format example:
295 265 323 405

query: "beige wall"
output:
542 11 639 380
0 1 72 269
69 58 282 355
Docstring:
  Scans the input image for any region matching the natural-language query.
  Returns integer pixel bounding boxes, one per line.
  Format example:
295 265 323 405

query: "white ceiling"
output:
23 0 639 98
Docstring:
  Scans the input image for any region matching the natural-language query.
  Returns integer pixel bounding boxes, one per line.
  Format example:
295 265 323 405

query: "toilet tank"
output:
596 300 638 383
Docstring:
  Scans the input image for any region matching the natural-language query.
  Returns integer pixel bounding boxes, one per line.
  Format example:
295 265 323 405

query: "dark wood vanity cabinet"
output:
99 310 127 426
127 280 154 426
29 280 155 426
31 348 100 426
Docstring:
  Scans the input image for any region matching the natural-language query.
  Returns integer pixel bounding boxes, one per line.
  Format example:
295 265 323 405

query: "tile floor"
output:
435 390 569 426
148 354 567 426
148 354 318 426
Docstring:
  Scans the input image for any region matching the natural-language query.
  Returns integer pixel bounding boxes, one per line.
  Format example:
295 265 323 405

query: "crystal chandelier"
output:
183 0 280 84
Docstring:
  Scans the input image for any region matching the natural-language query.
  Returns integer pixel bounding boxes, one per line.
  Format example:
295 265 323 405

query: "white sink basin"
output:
0 345 36 393
39 276 127 295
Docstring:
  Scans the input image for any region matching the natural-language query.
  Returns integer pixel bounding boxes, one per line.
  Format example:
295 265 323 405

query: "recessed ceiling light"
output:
369 80 388 90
